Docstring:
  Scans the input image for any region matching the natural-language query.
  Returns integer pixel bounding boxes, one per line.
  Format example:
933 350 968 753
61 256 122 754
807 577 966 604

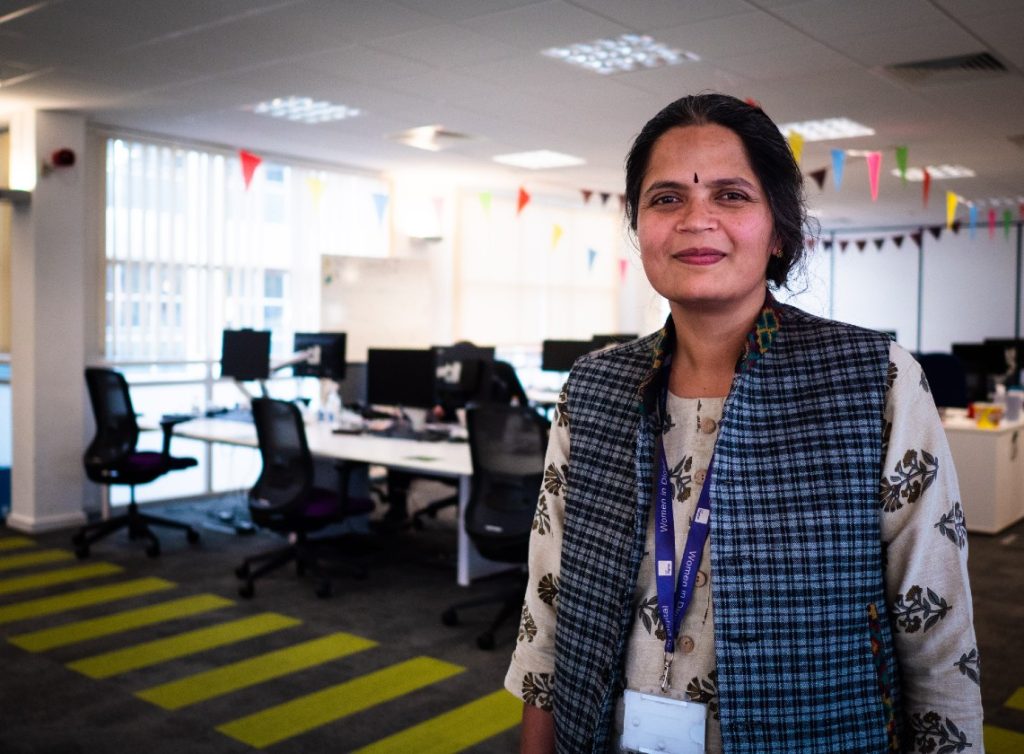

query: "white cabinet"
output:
944 415 1024 534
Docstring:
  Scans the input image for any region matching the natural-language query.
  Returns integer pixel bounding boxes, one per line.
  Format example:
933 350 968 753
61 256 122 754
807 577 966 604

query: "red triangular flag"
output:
517 186 530 215
865 152 882 201
581 189 593 204
910 231 923 249
839 240 849 252
856 239 867 251
239 149 262 189
988 208 997 239
619 194 626 211
922 170 931 208
618 258 628 281
809 168 827 190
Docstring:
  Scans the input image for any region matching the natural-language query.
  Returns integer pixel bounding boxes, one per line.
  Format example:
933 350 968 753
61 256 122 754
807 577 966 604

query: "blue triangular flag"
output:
373 193 389 226
587 248 597 271
831 149 845 190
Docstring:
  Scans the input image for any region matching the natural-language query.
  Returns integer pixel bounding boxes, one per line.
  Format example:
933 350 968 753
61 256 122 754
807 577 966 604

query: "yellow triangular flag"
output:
787 131 804 165
479 191 492 215
305 176 324 207
552 224 564 249
946 191 959 230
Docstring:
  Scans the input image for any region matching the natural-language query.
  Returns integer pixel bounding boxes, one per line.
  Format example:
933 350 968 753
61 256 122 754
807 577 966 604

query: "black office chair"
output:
72 368 200 558
441 402 547 649
411 359 539 529
235 397 374 598
914 352 970 408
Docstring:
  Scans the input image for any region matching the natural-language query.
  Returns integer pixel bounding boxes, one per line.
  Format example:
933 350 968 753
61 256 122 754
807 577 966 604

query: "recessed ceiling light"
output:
542 34 698 75
493 150 586 170
389 125 474 152
777 117 874 141
248 96 361 124
891 164 976 181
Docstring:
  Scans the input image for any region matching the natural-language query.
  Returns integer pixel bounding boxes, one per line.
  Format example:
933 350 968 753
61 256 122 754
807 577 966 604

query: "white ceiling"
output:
2 0 1024 229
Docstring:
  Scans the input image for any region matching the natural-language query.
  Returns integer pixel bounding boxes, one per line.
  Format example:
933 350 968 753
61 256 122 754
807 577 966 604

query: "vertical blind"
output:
103 136 390 364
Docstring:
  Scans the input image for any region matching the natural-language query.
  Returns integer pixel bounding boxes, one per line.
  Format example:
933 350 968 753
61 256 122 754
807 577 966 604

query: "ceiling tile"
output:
457 0 628 50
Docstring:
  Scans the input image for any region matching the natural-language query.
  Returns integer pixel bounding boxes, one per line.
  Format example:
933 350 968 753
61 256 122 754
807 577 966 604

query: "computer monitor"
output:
541 339 594 372
591 333 639 349
366 348 438 409
293 332 347 381
982 339 1023 384
220 329 271 381
433 343 495 407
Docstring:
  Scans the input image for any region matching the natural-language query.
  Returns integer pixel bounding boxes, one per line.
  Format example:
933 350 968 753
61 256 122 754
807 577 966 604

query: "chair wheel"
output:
477 632 496 651
441 608 458 626
75 545 90 559
186 529 200 544
239 582 255 599
235 564 250 579
145 542 161 558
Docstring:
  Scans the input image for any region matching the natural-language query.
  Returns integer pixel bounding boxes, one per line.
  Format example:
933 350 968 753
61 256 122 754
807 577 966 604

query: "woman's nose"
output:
675 198 716 233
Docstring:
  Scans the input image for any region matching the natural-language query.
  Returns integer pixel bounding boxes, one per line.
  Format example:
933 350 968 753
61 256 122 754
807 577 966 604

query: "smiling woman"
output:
505 93 984 754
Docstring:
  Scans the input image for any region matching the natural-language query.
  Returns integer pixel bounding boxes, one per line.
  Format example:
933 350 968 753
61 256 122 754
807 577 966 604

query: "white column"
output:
6 110 92 532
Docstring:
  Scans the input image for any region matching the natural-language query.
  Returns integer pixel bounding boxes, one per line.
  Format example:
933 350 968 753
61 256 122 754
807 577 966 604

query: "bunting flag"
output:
922 170 931 208
551 224 564 249
619 194 627 211
929 225 943 241
600 192 611 206
856 239 867 252
744 97 761 108
895 146 908 183
866 152 882 201
581 189 593 204
910 231 923 249
787 131 804 165
618 258 629 282
373 193 389 226
952 220 962 234
822 240 833 251
968 204 978 239
988 208 997 239
587 248 598 271
831 149 845 190
809 168 827 190
945 191 958 229
305 176 324 207
839 240 849 252
517 186 530 215
239 149 262 189
1020 202 1024 221
873 238 885 251
479 191 492 215
1004 210 1014 238
892 235 904 248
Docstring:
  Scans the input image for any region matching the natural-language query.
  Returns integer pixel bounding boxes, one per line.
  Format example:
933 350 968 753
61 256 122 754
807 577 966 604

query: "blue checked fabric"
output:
552 302 899 753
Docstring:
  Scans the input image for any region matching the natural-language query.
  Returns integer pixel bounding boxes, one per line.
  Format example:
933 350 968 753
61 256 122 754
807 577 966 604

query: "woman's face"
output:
637 124 775 315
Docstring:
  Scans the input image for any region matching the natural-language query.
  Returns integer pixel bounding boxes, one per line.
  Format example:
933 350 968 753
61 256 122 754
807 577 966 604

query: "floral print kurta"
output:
506 343 983 753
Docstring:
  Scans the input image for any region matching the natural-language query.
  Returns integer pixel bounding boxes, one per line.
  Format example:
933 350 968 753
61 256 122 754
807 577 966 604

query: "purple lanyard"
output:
654 435 714 657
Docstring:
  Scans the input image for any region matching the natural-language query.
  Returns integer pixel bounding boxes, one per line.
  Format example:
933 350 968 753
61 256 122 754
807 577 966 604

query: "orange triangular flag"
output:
239 150 262 189
922 170 931 208
517 187 530 215
866 152 882 201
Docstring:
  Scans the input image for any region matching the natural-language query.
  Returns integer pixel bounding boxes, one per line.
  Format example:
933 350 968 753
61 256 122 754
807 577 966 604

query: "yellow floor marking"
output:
984 724 1024 754
0 536 35 551
0 577 175 625
217 656 464 748
8 594 233 652
138 632 378 710
0 562 122 596
1006 686 1024 711
0 549 74 572
351 688 522 754
68 612 301 678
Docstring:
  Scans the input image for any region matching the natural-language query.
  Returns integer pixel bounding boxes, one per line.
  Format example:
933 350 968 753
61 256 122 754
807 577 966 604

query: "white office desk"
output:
176 418 504 586
943 412 1024 534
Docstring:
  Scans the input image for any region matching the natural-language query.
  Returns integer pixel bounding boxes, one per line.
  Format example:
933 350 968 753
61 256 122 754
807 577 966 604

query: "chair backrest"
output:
914 352 969 408
483 360 529 406
464 403 547 562
249 398 315 514
84 367 140 468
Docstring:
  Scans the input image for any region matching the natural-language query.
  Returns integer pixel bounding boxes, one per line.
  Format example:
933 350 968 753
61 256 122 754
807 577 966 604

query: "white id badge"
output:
620 689 706 754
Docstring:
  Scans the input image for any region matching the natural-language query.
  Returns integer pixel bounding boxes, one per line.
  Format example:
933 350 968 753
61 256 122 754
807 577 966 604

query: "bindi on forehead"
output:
694 173 698 184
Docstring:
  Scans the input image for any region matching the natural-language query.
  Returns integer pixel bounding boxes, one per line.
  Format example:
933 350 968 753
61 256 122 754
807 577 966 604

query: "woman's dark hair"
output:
624 93 809 287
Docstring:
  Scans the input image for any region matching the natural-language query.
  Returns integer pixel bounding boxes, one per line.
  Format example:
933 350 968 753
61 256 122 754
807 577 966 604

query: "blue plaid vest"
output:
553 301 901 753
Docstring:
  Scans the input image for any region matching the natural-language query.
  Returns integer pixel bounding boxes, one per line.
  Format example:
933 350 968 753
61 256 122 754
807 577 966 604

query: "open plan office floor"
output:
0 497 1022 753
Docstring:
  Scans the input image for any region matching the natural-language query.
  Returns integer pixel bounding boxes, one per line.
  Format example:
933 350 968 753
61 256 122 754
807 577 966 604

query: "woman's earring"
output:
772 247 783 258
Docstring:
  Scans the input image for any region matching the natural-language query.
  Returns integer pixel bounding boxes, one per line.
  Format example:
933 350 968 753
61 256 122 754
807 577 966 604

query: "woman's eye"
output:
651 194 679 206
719 191 748 202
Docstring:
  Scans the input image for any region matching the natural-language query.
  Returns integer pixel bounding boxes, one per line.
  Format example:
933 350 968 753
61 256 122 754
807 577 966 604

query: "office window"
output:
103 136 390 364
